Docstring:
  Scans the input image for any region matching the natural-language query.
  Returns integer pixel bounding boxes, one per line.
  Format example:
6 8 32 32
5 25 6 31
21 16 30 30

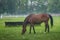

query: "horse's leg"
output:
45 21 49 32
29 25 32 34
45 24 47 32
33 25 36 34
47 24 49 32
31 24 36 34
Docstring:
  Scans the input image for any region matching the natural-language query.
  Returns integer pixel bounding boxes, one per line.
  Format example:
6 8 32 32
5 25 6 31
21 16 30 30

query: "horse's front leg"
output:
31 24 36 34
33 26 36 34
29 25 32 34
29 24 36 34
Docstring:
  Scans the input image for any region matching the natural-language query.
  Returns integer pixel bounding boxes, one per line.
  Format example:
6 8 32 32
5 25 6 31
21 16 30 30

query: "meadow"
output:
0 16 60 40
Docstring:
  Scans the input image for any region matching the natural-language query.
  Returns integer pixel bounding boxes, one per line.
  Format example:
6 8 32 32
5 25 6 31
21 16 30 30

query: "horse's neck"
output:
23 21 27 28
24 14 32 23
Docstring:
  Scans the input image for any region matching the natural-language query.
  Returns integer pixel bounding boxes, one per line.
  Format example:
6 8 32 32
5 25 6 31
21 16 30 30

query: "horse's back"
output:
28 14 49 23
30 14 49 20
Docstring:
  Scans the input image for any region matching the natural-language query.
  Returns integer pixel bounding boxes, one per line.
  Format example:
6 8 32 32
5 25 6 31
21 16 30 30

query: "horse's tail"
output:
49 14 53 28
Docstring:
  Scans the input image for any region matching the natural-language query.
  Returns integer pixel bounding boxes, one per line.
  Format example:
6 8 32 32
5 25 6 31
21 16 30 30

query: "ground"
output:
0 16 60 40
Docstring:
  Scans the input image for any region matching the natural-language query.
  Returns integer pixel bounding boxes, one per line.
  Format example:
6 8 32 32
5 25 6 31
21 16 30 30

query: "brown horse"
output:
22 14 53 34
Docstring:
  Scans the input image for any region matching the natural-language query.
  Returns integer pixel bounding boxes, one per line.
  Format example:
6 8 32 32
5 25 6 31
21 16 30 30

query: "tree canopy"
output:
0 0 60 15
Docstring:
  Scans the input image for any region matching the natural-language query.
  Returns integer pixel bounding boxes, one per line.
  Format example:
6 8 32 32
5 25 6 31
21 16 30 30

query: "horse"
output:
22 13 53 34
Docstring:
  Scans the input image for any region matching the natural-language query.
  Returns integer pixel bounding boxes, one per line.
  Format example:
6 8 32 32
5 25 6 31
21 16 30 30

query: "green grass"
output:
0 16 60 40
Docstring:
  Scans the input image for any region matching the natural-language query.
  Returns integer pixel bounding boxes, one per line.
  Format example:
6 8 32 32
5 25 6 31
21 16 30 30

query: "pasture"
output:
0 16 60 40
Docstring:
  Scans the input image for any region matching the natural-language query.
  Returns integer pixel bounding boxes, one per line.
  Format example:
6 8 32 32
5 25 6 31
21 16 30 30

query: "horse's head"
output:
22 22 27 34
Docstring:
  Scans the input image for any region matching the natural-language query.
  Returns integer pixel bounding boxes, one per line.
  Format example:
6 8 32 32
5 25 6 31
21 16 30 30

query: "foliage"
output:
48 0 60 13
0 0 60 15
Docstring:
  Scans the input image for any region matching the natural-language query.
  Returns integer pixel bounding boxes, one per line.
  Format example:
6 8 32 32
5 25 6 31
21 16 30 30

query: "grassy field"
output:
0 16 60 40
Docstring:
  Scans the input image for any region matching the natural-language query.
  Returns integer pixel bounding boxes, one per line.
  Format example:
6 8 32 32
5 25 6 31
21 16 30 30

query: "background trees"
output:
0 0 60 15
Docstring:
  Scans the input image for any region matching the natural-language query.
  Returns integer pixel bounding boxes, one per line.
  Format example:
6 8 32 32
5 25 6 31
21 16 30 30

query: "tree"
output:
48 0 60 13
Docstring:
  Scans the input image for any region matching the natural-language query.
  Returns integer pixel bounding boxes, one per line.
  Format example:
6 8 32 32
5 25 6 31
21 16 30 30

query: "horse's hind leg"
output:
45 21 49 33
45 25 47 32
47 24 49 32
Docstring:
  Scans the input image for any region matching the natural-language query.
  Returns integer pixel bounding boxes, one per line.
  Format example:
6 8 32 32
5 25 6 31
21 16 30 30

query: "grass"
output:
0 16 60 40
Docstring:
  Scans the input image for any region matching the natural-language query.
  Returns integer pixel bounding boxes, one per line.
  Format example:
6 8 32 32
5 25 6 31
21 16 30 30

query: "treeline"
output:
0 0 60 15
